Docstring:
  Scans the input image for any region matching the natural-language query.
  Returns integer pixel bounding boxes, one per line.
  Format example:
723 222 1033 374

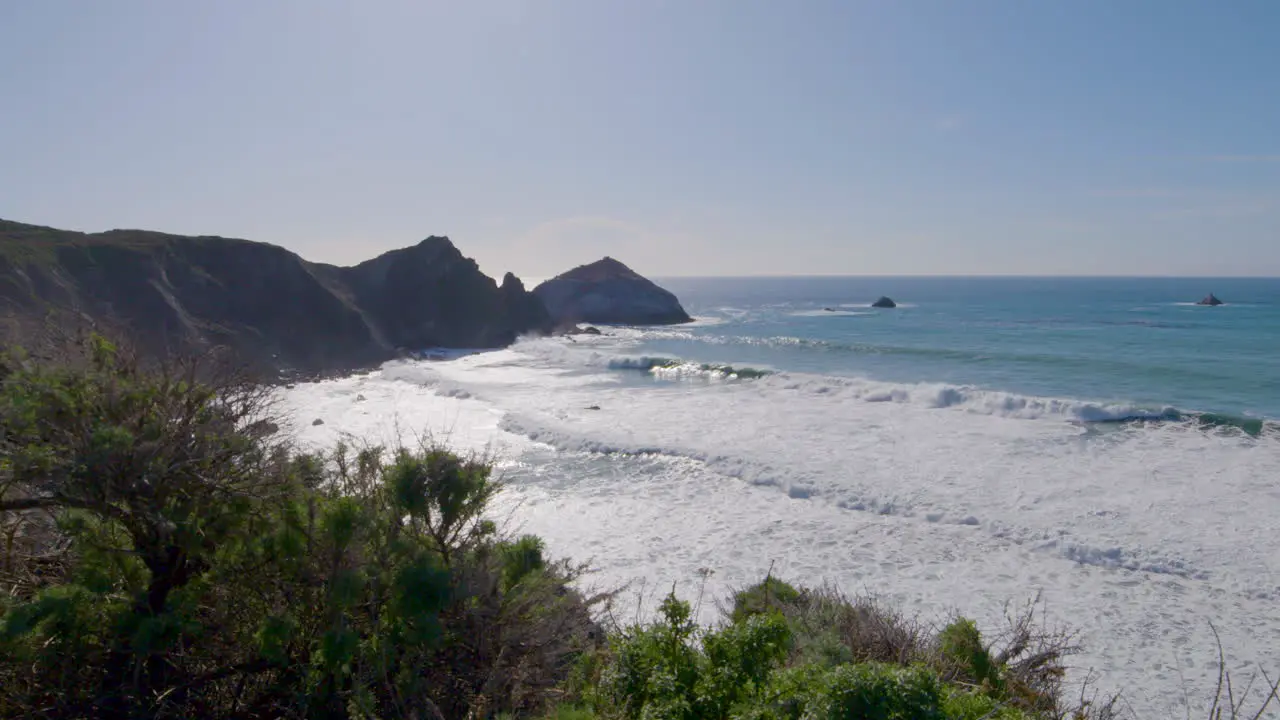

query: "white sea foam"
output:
278 336 1280 717
684 315 730 327
535 344 1193 425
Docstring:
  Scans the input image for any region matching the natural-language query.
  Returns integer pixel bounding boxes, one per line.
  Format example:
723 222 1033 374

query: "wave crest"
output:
607 356 774 380
591 351 1271 434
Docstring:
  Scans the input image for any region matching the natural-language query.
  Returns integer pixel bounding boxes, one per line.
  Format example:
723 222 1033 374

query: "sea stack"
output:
1196 294 1224 306
872 296 897 308
533 257 692 326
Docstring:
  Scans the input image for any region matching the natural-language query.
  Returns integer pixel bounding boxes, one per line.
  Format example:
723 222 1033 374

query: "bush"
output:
741 662 950 720
941 689 1031 720
808 663 946 720
0 334 604 719
601 592 702 719
727 579 1091 717
938 617 1001 693
729 576 801 624
587 581 1064 720
566 580 965 719
599 590 791 720
728 580 928 670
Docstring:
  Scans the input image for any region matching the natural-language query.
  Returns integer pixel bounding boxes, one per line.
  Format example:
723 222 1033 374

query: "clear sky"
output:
2 1 1277 279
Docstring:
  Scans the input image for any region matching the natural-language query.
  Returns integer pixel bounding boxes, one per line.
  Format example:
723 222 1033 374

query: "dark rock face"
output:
533 257 691 326
500 273 553 337
335 237 551 350
0 219 551 374
872 296 897 308
1196 294 1224 306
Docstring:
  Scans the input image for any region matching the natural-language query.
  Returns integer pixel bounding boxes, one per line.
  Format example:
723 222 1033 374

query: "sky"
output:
1 1 1278 280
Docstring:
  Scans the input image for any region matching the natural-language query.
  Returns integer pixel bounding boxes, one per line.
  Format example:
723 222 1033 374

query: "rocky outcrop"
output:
333 237 551 350
872 296 897 308
533 257 691 326
0 219 551 374
1196 294 1224 306
500 273 553 337
559 325 603 337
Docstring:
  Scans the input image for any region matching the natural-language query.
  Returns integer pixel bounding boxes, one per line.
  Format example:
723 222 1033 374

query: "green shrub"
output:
500 534 548 590
736 662 949 720
541 705 603 720
734 663 826 720
939 617 1002 693
599 588 792 720
730 580 928 671
602 592 702 719
0 335 603 719
941 688 1032 719
730 576 802 624
700 612 793 717
806 663 946 720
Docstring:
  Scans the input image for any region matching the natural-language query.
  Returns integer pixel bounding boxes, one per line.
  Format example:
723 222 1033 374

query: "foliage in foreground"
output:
552 578 1085 720
545 576 1279 720
3 334 1277 719
0 336 604 718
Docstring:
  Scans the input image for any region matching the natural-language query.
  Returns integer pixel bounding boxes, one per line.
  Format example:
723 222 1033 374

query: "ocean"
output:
280 276 1280 717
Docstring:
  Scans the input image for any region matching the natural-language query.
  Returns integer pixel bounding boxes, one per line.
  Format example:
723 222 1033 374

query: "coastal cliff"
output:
533 256 692 326
0 219 550 373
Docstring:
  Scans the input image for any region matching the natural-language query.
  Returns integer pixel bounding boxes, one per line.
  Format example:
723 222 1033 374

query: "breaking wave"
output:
592 350 1272 435
607 356 775 380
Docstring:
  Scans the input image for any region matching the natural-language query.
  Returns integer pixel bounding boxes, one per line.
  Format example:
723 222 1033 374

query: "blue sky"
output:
2 1 1277 279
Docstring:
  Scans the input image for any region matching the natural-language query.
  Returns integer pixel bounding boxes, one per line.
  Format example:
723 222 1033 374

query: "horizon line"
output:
645 273 1280 280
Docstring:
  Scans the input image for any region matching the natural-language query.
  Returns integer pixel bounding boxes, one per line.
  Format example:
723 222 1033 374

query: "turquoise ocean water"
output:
641 277 1280 423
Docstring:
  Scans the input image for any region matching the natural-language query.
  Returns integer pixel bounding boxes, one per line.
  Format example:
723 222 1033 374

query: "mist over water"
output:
281 277 1280 717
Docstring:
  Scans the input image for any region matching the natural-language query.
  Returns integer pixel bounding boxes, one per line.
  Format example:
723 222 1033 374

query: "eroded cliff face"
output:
500 272 553 338
533 256 692 326
335 237 550 352
0 220 550 374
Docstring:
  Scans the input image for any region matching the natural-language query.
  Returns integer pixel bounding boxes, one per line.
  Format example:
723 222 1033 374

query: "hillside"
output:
533 256 692 326
0 219 550 373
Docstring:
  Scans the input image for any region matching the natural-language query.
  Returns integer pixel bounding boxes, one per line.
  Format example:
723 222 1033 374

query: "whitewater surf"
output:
280 276 1280 716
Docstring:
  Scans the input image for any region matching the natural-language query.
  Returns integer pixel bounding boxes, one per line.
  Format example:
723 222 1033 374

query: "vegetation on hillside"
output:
1 334 1276 719
0 335 603 718
552 578 1124 720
